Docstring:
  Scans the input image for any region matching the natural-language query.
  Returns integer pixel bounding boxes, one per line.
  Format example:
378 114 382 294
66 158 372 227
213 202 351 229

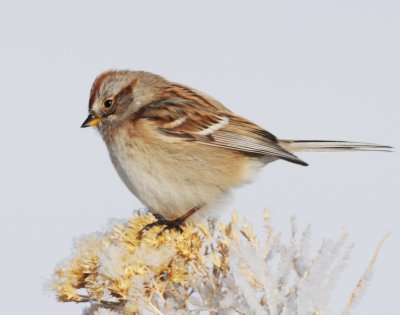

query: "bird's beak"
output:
81 113 101 128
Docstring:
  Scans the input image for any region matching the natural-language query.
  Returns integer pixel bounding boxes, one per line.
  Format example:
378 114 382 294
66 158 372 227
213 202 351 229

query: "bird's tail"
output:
279 140 393 153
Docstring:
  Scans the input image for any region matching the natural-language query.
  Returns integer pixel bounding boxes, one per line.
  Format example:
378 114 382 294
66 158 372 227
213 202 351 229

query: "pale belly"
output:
103 127 265 220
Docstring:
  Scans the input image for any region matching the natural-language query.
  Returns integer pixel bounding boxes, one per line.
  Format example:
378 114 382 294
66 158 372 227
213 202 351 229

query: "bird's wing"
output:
138 97 308 166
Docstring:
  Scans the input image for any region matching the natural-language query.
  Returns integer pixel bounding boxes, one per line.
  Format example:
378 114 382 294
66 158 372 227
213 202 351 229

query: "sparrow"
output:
81 70 391 233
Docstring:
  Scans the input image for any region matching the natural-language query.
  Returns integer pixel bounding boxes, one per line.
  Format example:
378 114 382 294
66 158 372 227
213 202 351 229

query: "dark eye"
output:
103 99 113 108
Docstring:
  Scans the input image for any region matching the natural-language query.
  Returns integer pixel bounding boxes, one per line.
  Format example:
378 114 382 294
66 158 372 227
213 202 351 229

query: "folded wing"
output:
139 97 308 166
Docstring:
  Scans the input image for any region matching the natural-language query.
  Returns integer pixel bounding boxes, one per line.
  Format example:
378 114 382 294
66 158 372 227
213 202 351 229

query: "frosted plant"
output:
50 210 387 315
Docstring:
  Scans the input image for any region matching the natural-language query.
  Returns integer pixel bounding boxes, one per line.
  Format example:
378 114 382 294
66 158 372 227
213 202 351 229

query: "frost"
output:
50 210 388 314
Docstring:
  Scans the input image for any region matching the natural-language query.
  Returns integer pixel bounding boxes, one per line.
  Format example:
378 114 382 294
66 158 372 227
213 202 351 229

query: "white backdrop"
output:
0 1 398 314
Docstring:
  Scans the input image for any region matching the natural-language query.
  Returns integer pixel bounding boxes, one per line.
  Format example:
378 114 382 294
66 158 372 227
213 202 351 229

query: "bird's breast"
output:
100 122 263 219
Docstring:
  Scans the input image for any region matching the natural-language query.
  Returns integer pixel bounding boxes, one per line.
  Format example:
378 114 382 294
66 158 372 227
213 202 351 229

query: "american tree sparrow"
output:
82 70 391 233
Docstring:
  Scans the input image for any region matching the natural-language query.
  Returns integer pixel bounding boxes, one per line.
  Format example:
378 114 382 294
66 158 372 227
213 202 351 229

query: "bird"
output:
81 70 391 234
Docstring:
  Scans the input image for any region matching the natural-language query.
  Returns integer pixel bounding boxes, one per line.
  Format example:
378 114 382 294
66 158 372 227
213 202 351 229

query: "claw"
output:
139 214 184 238
138 207 200 238
156 219 184 237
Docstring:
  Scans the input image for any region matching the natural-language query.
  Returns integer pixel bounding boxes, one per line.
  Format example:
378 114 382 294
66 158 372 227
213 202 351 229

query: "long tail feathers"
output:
278 140 393 166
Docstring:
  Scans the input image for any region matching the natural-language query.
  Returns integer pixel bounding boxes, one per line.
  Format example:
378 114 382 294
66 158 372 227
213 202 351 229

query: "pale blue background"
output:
0 1 399 314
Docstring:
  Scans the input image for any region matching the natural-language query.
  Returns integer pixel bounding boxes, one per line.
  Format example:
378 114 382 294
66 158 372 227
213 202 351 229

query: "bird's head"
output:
81 70 167 129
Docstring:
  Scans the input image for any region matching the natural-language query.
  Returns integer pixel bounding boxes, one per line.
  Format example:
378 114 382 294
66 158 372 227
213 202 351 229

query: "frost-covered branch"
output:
49 210 387 315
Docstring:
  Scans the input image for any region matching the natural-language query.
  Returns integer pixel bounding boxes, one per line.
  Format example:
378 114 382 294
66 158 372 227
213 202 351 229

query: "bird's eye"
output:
103 99 113 108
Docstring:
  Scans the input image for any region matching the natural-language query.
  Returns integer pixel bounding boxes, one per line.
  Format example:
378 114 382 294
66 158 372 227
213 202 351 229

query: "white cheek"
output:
134 100 142 106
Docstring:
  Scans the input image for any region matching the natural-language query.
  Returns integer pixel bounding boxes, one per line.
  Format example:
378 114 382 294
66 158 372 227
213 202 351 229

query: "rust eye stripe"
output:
89 72 138 109
114 78 138 102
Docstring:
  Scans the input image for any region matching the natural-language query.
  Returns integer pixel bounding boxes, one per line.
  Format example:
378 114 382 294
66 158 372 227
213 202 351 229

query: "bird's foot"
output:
139 214 184 238
139 207 200 238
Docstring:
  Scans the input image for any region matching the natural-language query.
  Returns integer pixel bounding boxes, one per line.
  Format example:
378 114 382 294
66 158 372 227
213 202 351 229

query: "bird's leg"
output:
140 207 200 237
